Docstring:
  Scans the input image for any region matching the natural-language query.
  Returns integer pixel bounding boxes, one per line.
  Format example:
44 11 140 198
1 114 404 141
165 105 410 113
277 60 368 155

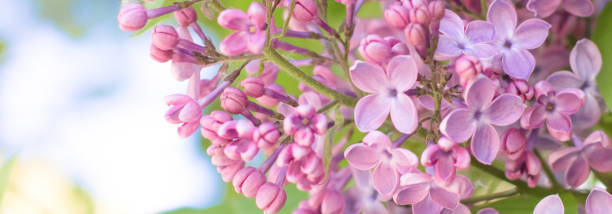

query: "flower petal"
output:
546 71 582 91
413 195 443 214
586 147 612 172
565 156 589 188
439 9 465 40
520 105 546 129
344 144 380 170
247 2 266 29
477 208 499 214
441 109 476 143
471 124 500 164
586 188 612 214
354 94 391 132
466 20 496 43
502 49 536 80
556 88 585 114
487 0 517 39
217 9 250 30
435 35 463 59
485 94 524 126
363 130 393 148
572 95 602 129
465 77 496 108
430 186 459 209
434 156 456 184
526 0 562 18
373 161 399 197
562 0 594 17
514 18 551 50
219 32 248 56
349 61 387 93
546 112 572 133
247 31 265 54
394 182 430 205
391 148 419 173
390 94 418 134
548 147 580 171
387 55 418 91
533 194 564 214
465 43 500 59
570 39 601 80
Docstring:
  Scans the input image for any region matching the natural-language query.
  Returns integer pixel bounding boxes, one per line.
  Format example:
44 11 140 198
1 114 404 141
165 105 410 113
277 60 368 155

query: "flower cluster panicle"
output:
118 0 611 213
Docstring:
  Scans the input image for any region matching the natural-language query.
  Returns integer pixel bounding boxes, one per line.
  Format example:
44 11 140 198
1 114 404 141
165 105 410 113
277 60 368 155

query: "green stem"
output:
480 0 488 18
317 100 339 113
462 189 518 204
281 0 296 37
263 47 357 106
534 149 561 189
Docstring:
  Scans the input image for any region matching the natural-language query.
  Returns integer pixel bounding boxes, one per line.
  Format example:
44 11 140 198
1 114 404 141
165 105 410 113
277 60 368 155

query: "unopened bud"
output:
221 88 248 114
358 35 392 64
241 77 266 98
454 54 482 87
174 7 197 26
384 4 410 29
117 3 147 31
506 79 534 101
152 25 179 50
150 44 173 63
409 5 431 25
293 0 318 22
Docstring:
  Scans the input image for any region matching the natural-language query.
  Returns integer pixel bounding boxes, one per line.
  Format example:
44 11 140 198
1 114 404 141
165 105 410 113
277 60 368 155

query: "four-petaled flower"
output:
350 55 419 134
441 77 524 164
526 0 593 18
435 9 498 60
217 2 266 56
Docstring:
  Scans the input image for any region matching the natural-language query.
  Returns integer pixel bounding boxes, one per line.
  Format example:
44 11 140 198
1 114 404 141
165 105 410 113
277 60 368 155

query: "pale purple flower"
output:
585 188 612 214
350 55 419 134
547 39 604 129
217 2 266 56
548 131 612 188
435 9 498 60
527 0 594 18
520 81 585 142
487 0 551 80
165 94 202 138
283 104 327 147
394 172 473 213
344 131 419 197
421 137 471 184
440 77 524 164
533 194 564 214
345 168 389 214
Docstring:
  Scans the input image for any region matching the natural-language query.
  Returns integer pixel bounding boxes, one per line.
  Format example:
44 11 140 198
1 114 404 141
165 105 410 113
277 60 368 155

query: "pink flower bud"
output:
224 140 259 161
150 44 173 63
233 167 267 197
257 84 285 106
358 35 392 64
428 0 445 22
256 183 287 214
164 94 202 123
525 151 541 187
218 120 256 140
501 128 527 160
534 81 554 99
174 7 197 26
152 25 179 50
409 5 431 25
506 79 534 101
384 4 410 29
404 23 428 47
253 123 280 149
454 54 482 87
200 110 233 143
293 0 318 22
221 88 248 114
241 77 266 97
321 190 345 214
117 3 148 31
218 161 245 182
438 136 456 151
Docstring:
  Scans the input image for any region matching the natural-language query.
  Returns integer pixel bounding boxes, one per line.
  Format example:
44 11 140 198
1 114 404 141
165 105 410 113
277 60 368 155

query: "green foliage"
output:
356 1 382 18
34 0 86 37
592 3 612 108
0 156 16 206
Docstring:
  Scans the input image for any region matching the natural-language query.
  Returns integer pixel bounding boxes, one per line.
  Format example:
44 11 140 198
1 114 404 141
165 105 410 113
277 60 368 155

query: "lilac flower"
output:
526 0 594 18
520 81 585 141
217 2 266 56
394 171 473 213
534 188 612 214
345 168 389 214
344 131 419 197
548 131 612 188
441 77 524 164
435 9 498 60
350 55 419 134
547 39 604 129
487 0 551 80
421 137 471 184
283 104 327 147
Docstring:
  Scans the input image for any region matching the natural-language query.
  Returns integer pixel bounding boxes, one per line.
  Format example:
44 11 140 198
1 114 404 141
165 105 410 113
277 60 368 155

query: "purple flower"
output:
421 137 471 184
548 131 612 188
440 77 524 164
394 171 473 213
435 9 498 60
345 168 389 214
283 105 327 147
547 39 603 129
349 55 419 134
487 0 551 80
534 188 612 214
217 2 266 56
344 131 419 197
526 0 594 18
520 81 585 141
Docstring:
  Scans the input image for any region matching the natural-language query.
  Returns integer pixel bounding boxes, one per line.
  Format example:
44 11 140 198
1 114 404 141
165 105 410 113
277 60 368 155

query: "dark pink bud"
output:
174 7 197 26
150 44 173 63
256 183 287 214
358 35 392 64
293 0 318 22
384 4 410 29
454 54 482 87
501 128 527 160
233 167 267 197
241 77 266 97
117 3 147 31
152 25 179 50
428 0 445 22
221 88 248 114
218 161 245 182
525 151 541 187
409 5 430 25
253 122 280 149
321 190 345 214
506 79 534 102
404 23 428 47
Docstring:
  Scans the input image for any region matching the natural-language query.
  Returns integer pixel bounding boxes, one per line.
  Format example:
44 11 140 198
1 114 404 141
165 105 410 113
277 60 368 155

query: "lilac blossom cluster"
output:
118 0 611 213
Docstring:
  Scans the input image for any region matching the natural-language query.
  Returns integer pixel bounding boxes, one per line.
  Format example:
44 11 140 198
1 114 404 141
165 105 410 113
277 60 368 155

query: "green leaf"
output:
356 1 383 18
592 3 612 108
0 156 17 205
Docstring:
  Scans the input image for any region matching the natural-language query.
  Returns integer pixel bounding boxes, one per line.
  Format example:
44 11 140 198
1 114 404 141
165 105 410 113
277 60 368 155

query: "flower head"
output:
435 9 498 60
217 2 267 56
